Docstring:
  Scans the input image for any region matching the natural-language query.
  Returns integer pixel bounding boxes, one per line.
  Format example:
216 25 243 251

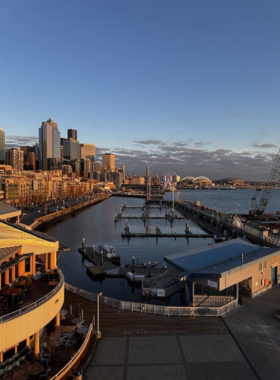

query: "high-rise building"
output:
80 144 96 163
0 127 5 164
39 118 61 170
102 153 115 171
27 152 36 171
63 139 81 160
5 148 24 170
68 129 77 140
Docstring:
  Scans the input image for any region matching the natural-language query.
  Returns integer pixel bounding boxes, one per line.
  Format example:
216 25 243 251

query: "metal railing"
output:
65 283 238 317
0 267 64 324
50 323 93 380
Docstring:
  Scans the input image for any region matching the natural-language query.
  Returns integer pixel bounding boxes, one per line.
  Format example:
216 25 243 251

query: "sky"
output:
1 0 280 180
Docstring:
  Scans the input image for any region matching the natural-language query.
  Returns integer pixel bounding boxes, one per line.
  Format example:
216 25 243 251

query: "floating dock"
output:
121 232 214 238
78 247 166 282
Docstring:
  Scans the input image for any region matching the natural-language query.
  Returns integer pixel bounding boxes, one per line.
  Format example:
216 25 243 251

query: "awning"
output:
0 252 34 275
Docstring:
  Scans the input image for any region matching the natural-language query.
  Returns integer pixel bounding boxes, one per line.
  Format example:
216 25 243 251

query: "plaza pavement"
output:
82 286 280 380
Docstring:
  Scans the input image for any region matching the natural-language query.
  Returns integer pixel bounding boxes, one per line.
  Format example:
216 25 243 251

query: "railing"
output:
65 283 238 317
193 296 234 307
50 323 93 380
0 267 64 324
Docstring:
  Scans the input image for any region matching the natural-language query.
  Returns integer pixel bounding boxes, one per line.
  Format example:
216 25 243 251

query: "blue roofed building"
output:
164 238 280 307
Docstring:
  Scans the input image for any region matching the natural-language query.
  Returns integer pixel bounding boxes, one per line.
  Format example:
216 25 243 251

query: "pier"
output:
78 246 166 282
121 231 213 238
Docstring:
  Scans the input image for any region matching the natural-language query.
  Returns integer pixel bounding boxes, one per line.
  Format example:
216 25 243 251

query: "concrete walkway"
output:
83 285 280 380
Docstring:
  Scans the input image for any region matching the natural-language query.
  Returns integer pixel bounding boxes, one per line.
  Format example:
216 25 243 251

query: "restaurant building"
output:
0 219 63 362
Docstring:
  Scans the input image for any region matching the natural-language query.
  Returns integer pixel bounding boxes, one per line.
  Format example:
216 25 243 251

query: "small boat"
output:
214 233 225 243
98 245 121 265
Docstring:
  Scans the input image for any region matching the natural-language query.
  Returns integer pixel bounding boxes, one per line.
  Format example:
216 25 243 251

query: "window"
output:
25 257 30 272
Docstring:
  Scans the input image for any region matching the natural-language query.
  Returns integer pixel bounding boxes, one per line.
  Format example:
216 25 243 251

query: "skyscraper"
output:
67 129 77 140
102 153 115 171
63 139 81 160
80 144 95 163
39 118 61 170
0 127 5 164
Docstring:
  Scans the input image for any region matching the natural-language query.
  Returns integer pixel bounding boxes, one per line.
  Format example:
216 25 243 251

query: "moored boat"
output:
98 244 121 265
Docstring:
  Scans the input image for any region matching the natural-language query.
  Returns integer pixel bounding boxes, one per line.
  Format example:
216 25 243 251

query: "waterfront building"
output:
0 219 63 361
131 176 145 185
39 118 61 170
102 153 115 171
5 148 24 171
0 128 5 164
67 128 77 140
164 238 280 306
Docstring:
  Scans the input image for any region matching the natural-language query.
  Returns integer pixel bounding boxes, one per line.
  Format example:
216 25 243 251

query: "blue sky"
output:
1 0 280 180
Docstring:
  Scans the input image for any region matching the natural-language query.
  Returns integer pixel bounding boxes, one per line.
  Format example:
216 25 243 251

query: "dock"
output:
119 215 185 220
78 247 166 282
121 232 214 238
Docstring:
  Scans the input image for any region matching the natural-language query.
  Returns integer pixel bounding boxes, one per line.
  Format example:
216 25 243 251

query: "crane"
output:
250 144 280 215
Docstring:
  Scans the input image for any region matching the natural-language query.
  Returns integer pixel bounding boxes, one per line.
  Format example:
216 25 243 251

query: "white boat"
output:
98 245 116 259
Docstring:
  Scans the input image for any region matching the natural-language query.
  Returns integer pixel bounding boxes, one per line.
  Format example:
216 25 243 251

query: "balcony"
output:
0 268 64 352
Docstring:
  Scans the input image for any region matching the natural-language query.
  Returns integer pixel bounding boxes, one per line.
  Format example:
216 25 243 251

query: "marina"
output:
40 189 280 306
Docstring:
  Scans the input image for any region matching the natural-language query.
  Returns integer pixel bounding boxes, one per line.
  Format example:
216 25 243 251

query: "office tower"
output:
27 152 36 170
80 143 96 163
63 139 81 160
0 127 5 164
5 148 24 170
68 129 77 140
39 118 61 170
102 153 115 171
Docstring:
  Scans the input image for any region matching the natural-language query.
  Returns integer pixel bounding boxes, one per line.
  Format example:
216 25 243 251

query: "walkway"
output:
64 286 280 380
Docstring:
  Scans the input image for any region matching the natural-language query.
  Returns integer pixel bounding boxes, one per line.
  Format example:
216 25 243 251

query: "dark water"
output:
40 189 280 306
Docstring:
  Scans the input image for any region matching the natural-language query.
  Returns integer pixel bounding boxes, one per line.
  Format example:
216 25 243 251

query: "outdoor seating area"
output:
0 273 61 319
0 345 51 380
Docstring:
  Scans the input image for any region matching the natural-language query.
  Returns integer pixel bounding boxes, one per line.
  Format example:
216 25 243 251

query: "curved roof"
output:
194 176 211 181
181 176 195 181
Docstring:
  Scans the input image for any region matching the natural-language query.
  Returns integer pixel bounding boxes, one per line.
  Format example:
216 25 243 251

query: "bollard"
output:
147 262 151 278
132 256 135 274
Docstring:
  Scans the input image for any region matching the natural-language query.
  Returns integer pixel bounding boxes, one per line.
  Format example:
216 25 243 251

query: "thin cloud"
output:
5 135 38 149
134 139 163 145
251 143 277 149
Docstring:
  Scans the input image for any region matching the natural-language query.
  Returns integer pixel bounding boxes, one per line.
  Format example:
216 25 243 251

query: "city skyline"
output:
1 1 280 179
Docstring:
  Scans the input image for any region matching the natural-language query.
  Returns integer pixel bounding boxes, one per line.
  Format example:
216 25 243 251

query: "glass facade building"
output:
39 118 61 170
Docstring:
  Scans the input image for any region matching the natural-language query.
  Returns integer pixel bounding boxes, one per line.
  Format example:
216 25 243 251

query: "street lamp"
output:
96 292 102 339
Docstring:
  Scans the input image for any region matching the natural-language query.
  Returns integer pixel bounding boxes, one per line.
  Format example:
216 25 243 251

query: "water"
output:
39 188 280 306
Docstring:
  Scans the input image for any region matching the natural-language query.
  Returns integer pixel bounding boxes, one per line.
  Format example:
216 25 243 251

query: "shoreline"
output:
27 194 112 229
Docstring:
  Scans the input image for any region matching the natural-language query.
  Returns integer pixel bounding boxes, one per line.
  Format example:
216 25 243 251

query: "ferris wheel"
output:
158 170 178 192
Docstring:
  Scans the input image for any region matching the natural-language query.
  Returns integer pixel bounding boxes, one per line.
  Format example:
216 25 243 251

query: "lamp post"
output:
96 292 102 339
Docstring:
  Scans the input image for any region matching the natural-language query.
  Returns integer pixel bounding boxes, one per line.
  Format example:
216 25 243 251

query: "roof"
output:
164 238 261 276
0 245 21 264
0 202 21 217
194 246 280 278
0 220 58 251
